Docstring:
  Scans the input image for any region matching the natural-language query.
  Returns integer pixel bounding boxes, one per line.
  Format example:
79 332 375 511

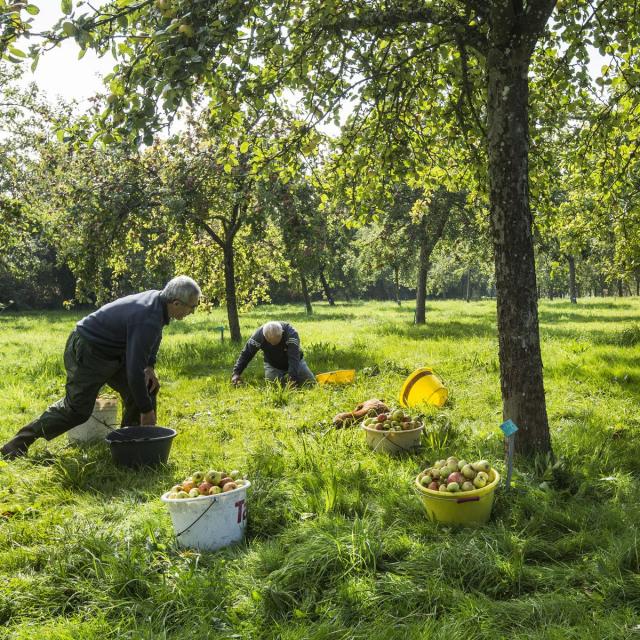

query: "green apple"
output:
167 492 179 500
229 469 241 480
471 460 491 473
178 23 194 37
205 470 223 484
438 484 448 492
176 491 189 499
420 475 433 486
208 486 222 495
191 471 205 484
461 464 476 479
170 484 183 493
457 459 468 471
461 481 474 492
391 409 404 421
447 482 460 492
473 474 487 489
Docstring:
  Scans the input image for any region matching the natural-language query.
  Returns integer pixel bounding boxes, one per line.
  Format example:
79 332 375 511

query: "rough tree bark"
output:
222 239 242 342
486 2 553 456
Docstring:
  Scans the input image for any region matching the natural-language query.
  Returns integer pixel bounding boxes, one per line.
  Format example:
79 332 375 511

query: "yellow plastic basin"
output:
414 469 500 526
399 367 448 408
316 369 356 385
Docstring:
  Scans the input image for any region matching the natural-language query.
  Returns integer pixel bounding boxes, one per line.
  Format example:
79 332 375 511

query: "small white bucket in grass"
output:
161 481 250 551
67 396 118 444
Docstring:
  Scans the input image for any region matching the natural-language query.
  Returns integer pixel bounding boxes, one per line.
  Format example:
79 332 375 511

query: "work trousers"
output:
24 329 156 441
264 359 316 386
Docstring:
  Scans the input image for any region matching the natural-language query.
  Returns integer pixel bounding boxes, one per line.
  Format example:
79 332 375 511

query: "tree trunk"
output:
223 241 242 342
415 219 429 324
636 274 639 296
465 269 471 302
394 266 401 306
487 38 551 456
617 279 623 297
300 271 313 315
414 201 451 323
319 268 335 305
567 255 577 304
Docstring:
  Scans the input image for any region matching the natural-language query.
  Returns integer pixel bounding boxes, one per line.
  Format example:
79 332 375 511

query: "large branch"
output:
331 7 488 54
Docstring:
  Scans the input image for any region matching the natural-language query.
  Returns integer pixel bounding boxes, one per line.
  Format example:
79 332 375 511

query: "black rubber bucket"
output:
105 426 177 468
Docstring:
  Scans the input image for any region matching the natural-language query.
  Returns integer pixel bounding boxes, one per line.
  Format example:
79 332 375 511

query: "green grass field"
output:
1 299 639 640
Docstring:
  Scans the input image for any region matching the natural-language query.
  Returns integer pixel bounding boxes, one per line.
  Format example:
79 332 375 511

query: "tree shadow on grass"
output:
539 310 640 325
540 300 635 311
38 445 180 499
541 325 638 346
374 318 497 341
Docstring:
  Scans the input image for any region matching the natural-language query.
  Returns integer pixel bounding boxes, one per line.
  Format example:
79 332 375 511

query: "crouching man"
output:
231 321 315 387
1 275 201 460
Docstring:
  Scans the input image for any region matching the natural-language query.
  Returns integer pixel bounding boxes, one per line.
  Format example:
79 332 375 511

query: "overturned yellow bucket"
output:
414 469 500 526
399 367 447 408
316 369 356 385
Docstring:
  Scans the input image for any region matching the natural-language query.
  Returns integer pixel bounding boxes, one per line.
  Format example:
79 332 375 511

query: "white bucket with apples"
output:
161 481 250 551
67 396 118 444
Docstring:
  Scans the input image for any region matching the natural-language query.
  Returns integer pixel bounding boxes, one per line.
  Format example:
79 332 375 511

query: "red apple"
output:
428 481 439 491
222 482 237 492
198 482 212 494
447 472 463 485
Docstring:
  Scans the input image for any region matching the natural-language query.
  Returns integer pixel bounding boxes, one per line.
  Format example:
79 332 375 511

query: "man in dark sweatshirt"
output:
0 275 201 460
231 321 316 387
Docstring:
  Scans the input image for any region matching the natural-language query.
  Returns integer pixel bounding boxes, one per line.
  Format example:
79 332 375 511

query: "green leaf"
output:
239 141 249 153
61 0 72 15
25 4 40 15
223 163 232 174
62 21 76 36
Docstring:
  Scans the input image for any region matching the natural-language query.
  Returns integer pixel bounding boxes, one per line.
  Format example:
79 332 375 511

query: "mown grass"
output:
1 298 639 640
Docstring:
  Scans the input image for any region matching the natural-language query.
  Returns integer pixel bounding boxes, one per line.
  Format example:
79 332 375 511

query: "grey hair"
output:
160 276 201 303
263 321 283 343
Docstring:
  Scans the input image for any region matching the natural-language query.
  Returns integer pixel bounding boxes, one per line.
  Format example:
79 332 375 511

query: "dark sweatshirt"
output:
232 322 303 379
76 290 169 413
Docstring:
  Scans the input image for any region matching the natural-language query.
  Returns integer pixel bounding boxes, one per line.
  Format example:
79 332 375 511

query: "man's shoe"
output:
0 439 30 459
0 424 41 460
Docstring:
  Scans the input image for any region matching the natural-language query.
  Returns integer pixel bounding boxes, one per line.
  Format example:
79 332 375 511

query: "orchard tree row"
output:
3 0 640 456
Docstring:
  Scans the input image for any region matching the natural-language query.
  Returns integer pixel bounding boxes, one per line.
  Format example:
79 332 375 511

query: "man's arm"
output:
284 325 302 382
126 322 161 416
231 328 262 383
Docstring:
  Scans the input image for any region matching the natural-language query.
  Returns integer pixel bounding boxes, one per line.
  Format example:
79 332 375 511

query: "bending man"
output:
1 275 201 460
231 321 315 386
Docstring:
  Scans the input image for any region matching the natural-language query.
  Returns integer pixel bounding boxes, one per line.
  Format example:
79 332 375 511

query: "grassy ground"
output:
1 298 639 640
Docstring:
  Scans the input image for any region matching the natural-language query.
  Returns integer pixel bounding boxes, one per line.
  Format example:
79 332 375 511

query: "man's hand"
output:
144 366 160 394
140 409 157 425
231 373 242 386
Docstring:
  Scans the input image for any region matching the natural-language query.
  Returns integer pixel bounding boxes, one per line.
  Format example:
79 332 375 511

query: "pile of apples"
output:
362 408 422 432
417 456 493 493
165 469 248 500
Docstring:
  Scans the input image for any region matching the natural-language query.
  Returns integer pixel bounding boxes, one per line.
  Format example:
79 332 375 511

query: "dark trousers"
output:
24 329 156 441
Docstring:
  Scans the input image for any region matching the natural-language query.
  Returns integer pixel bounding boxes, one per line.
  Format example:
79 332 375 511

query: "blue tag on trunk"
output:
500 419 518 437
